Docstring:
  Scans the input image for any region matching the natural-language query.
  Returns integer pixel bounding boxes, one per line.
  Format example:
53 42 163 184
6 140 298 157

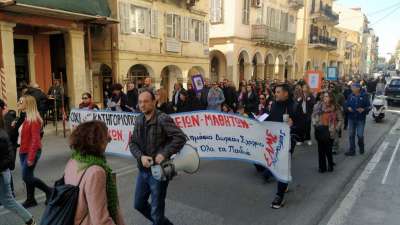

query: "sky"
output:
337 0 400 58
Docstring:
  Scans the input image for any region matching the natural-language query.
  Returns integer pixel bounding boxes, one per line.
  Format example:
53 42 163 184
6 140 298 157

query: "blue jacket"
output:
345 90 371 121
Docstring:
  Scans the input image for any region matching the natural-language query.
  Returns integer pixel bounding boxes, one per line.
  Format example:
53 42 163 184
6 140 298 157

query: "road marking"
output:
389 117 400 134
0 165 137 216
326 141 389 225
381 138 400 184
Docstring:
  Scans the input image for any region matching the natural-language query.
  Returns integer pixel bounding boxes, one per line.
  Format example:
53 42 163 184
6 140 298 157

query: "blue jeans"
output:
20 151 51 199
134 170 172 225
0 169 33 222
348 119 366 153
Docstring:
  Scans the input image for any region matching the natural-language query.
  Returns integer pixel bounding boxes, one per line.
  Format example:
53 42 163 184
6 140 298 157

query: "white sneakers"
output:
307 140 312 146
296 142 303 146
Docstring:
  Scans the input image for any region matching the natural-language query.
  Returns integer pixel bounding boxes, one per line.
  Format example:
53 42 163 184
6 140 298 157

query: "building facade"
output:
92 0 209 101
295 0 339 79
0 0 112 110
209 0 303 86
333 4 377 78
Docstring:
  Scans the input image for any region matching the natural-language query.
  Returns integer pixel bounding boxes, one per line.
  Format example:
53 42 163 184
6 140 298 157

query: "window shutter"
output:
144 9 150 36
199 21 204 43
203 22 209 44
210 0 216 23
151 10 158 37
189 18 195 41
166 13 173 38
119 1 130 34
214 0 222 23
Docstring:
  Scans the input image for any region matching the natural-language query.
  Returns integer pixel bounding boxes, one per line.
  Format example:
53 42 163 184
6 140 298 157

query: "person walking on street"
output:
17 95 52 208
312 92 343 173
298 83 315 146
345 82 371 156
65 121 126 225
207 82 225 111
129 90 187 225
265 84 301 209
0 109 36 225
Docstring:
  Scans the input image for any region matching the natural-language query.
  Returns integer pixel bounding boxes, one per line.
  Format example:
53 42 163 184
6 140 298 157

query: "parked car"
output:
385 76 400 106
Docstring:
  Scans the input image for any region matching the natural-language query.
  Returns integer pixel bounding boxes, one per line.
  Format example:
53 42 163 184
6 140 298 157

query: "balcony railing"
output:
251 24 296 47
288 0 304 10
311 4 339 24
309 34 337 49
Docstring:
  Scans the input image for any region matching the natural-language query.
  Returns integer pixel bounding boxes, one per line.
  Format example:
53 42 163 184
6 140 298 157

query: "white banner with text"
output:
69 109 292 182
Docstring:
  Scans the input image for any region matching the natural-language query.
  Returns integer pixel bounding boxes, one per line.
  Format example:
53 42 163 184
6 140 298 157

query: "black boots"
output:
22 185 37 208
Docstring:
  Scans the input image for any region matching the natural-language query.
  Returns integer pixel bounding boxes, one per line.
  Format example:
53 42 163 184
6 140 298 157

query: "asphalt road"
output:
1 110 399 225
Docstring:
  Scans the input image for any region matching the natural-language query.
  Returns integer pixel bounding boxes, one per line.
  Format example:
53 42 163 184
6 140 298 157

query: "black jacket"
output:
244 92 259 114
129 110 187 169
26 87 48 113
266 99 303 136
200 87 210 109
223 86 238 109
0 129 15 171
127 89 139 111
157 102 175 114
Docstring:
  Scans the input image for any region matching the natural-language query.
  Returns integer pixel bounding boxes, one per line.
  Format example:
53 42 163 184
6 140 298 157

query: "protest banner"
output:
69 109 292 182
305 70 323 93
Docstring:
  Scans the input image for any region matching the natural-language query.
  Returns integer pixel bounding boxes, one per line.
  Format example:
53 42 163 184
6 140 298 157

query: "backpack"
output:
40 168 89 225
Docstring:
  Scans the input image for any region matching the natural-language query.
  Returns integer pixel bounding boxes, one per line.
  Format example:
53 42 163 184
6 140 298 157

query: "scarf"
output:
71 150 118 223
319 103 337 127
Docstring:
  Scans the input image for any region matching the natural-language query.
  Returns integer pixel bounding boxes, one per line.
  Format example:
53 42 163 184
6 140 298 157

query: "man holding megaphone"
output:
129 90 187 225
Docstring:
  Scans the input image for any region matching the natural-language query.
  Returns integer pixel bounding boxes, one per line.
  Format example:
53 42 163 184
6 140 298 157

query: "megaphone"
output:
151 144 200 181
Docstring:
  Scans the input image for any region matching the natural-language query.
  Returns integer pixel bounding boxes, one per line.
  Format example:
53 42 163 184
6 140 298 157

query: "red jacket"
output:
19 119 42 162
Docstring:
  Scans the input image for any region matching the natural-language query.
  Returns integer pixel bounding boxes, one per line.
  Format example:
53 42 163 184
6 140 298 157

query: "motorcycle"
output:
371 95 387 122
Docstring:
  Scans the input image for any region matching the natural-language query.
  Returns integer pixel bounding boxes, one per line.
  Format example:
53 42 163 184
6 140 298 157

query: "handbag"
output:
314 125 330 142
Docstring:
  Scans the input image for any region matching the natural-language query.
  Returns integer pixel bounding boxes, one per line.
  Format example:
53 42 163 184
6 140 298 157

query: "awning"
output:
0 0 118 24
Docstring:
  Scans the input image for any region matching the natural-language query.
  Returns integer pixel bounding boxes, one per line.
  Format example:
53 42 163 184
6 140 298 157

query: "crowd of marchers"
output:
0 74 387 225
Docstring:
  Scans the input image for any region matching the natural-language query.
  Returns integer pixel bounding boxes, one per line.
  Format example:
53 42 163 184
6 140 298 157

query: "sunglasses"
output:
260 97 266 100
82 97 88 100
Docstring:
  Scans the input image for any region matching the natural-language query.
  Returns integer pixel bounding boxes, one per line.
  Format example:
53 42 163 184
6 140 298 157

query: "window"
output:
280 12 288 32
256 2 264 24
166 14 181 39
242 0 250 25
130 5 149 34
210 0 223 23
191 19 203 42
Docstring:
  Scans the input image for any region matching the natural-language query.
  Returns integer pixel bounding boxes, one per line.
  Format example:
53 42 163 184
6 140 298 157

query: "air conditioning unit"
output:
186 0 196 7
252 0 262 8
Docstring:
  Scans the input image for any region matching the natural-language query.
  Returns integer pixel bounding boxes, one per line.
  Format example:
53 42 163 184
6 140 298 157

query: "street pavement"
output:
1 109 400 225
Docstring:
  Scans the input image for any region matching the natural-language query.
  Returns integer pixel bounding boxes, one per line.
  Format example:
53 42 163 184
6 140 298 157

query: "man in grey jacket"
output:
129 90 187 225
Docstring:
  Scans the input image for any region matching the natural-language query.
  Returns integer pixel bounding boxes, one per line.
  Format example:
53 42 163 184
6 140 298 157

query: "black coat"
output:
0 129 15 171
266 99 303 136
244 92 259 114
223 86 238 109
26 87 48 113
127 89 139 110
157 102 175 114
199 87 210 109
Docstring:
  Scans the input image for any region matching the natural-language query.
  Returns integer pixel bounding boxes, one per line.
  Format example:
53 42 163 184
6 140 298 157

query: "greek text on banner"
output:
69 109 292 182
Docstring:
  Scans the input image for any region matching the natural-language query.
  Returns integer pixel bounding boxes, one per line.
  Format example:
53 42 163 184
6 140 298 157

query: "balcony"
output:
311 4 339 25
309 35 337 50
288 0 304 10
251 24 296 48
